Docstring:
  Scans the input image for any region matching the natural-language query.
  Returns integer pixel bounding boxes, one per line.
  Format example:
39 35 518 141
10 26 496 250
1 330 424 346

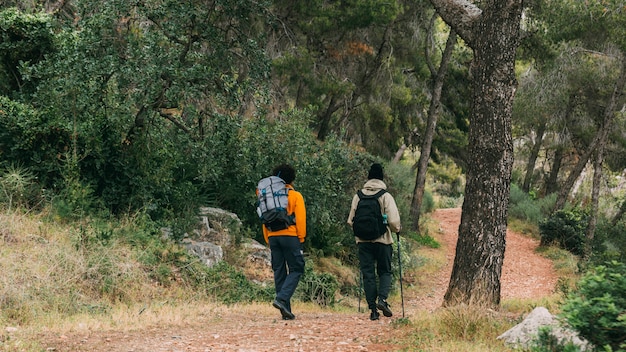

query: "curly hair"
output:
272 164 296 184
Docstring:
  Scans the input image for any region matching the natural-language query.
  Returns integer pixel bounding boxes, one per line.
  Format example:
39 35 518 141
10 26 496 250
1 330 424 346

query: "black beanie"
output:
368 163 384 180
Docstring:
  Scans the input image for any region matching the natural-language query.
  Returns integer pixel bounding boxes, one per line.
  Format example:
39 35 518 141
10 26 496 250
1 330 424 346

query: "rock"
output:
163 207 272 281
497 307 591 350
182 240 223 267
197 207 243 247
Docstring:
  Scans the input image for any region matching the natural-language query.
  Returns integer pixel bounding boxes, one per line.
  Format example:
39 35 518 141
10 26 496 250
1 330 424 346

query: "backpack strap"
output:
357 189 387 199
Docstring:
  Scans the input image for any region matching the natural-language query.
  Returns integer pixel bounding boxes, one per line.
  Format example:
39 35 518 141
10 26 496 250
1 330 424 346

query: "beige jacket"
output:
347 179 401 244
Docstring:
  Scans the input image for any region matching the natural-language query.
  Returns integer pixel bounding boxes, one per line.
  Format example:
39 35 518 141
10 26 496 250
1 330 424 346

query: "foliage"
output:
539 208 589 256
188 261 274 305
295 260 340 306
590 219 626 265
410 232 440 249
0 165 40 210
391 233 416 293
0 7 54 96
269 0 434 157
560 261 626 351
530 326 582 352
537 0 626 52
427 156 465 197
509 183 556 224
13 0 272 218
0 96 68 187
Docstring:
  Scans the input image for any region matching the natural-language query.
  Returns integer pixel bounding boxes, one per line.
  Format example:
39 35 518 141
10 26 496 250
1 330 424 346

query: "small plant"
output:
560 261 626 351
0 165 38 210
438 305 498 341
185 261 273 304
530 326 582 352
296 261 339 306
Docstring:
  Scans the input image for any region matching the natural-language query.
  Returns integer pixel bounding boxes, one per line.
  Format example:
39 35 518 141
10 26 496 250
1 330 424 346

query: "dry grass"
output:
0 209 199 329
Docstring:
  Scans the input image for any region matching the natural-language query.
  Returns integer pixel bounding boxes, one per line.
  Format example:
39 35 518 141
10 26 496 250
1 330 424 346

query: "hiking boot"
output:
272 299 295 320
377 299 393 317
370 309 380 321
282 315 296 320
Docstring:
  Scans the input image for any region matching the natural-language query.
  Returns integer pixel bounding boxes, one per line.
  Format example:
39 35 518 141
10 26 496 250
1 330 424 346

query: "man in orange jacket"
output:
260 164 307 320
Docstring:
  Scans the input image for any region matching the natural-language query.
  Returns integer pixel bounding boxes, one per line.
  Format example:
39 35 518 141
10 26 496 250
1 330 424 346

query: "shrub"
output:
428 157 464 197
508 183 556 224
592 219 626 265
560 261 626 351
296 261 339 306
0 165 40 210
184 261 273 304
539 209 588 256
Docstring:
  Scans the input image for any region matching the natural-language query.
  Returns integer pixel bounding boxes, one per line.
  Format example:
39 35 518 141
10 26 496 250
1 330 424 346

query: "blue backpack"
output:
256 176 295 231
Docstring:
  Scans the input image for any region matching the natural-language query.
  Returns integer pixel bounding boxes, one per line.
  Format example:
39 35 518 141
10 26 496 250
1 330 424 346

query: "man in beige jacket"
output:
347 163 401 320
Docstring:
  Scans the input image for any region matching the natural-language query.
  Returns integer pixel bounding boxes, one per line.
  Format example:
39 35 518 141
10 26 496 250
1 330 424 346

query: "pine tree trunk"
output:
439 0 522 309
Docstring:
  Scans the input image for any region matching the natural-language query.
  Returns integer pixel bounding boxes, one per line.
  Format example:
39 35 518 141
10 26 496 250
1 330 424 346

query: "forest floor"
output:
38 208 560 352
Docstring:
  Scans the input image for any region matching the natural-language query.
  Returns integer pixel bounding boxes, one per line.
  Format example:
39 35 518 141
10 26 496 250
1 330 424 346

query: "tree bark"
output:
585 147 603 258
586 57 626 255
544 138 564 196
410 29 457 232
612 199 626 226
522 120 546 193
430 0 522 309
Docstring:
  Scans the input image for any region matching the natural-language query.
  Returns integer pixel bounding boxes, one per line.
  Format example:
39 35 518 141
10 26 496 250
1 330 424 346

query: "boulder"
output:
182 240 223 267
497 306 591 350
162 207 272 283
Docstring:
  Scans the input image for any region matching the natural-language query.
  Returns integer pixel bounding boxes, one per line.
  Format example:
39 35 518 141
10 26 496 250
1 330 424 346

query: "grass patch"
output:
392 306 519 351
508 218 540 238
536 245 579 277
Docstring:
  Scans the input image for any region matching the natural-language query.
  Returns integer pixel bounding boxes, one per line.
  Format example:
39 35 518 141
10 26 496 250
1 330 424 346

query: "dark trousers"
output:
358 242 393 310
269 236 305 309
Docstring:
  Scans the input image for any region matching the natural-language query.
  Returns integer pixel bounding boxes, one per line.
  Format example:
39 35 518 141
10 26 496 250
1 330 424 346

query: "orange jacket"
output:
260 184 307 244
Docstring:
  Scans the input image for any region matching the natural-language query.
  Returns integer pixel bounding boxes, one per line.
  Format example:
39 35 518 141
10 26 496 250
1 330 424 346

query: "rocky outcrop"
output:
163 207 272 282
497 306 591 350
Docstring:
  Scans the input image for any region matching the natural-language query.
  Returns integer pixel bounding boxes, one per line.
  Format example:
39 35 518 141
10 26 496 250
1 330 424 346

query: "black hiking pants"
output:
358 242 393 310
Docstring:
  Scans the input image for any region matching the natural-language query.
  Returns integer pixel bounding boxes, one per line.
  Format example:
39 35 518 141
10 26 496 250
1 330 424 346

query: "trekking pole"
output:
358 270 363 313
396 232 405 318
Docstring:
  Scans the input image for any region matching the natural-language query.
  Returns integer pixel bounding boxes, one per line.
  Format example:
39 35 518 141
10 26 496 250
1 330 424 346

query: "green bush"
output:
295 260 339 306
560 261 626 351
539 208 588 256
508 183 556 224
428 157 464 198
184 261 273 304
592 220 626 265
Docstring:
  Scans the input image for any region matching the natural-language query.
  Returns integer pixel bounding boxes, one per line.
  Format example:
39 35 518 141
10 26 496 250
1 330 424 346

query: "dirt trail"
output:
41 208 559 352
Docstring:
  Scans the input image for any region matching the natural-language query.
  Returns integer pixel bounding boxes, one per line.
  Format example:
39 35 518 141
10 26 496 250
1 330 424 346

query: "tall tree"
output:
410 22 457 232
537 0 626 218
268 0 431 158
429 0 523 308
